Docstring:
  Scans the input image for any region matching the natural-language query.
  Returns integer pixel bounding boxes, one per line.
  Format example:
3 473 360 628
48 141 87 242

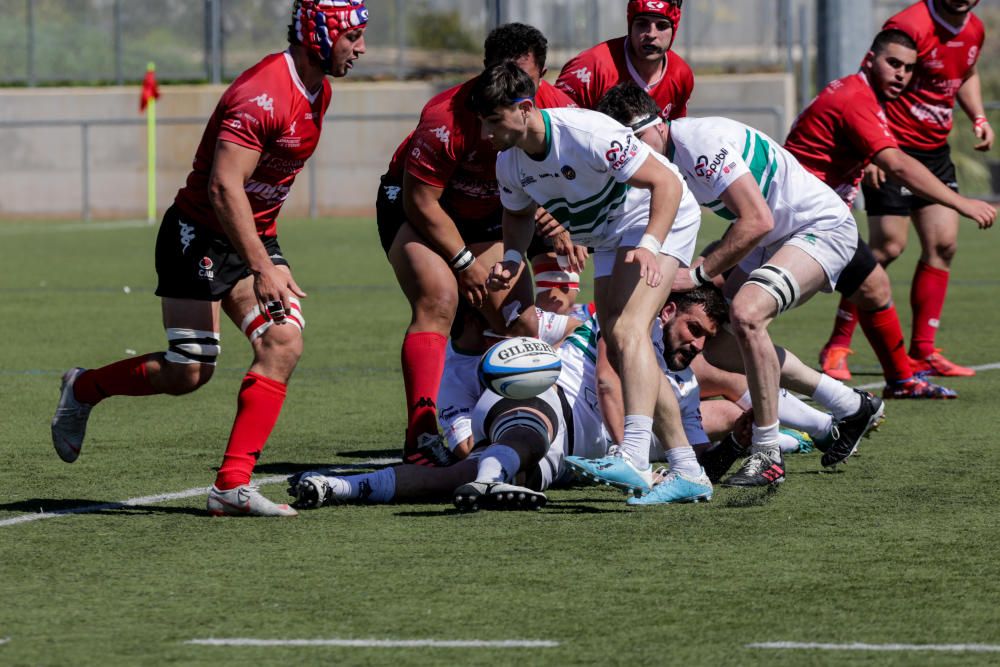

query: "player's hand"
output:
535 207 568 238
457 258 490 307
552 231 587 273
670 266 697 292
254 264 306 323
487 260 520 292
957 197 997 229
733 409 754 448
862 163 886 189
624 247 661 287
973 117 994 152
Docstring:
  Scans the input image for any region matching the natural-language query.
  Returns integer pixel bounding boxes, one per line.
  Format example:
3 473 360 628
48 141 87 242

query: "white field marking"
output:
0 637 9 645
0 459 398 528
748 642 1000 653
186 638 559 648
853 361 1000 391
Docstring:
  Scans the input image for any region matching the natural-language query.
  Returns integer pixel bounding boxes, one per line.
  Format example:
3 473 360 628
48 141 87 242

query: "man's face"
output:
867 43 917 100
514 52 545 86
628 15 674 62
635 122 669 155
660 303 718 371
480 102 530 151
329 28 366 77
937 0 978 15
535 286 577 315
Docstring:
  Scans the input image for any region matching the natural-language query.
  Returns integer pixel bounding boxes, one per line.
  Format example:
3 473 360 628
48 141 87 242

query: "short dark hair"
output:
467 61 537 117
484 23 549 69
595 81 661 129
870 29 917 55
667 285 729 326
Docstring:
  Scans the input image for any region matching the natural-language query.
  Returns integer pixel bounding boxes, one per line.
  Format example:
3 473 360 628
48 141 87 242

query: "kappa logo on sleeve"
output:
249 93 275 117
431 126 451 145
571 66 592 85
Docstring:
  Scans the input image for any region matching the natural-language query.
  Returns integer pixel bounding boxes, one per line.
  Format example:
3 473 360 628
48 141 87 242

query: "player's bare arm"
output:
623 153 683 287
873 146 996 228
956 66 994 151
403 173 491 306
488 203 537 292
208 139 306 321
697 173 774 279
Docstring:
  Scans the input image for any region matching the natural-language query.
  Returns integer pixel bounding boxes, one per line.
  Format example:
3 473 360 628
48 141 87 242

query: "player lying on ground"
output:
475 61 706 496
785 28 994 392
594 82 885 487
288 288 733 510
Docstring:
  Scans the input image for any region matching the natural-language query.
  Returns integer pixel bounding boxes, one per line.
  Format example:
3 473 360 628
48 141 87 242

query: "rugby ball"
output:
478 337 562 400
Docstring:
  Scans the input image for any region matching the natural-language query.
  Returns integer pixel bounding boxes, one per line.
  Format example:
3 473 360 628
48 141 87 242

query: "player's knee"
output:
412 291 458 329
853 267 892 310
255 322 304 368
737 264 799 330
930 240 957 264
873 239 905 264
490 409 553 468
605 313 645 355
162 328 220 394
162 361 215 395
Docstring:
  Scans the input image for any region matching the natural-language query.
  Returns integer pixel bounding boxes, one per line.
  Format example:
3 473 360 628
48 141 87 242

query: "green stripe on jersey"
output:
566 317 600 363
542 179 630 235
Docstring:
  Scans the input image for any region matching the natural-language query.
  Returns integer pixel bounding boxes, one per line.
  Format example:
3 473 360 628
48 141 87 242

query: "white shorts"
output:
591 212 702 279
737 212 857 292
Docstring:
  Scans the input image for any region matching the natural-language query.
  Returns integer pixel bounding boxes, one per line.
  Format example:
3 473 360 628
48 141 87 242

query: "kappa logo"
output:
288 121 297 136
178 221 195 254
431 125 451 145
571 66 592 85
250 92 275 117
384 185 401 201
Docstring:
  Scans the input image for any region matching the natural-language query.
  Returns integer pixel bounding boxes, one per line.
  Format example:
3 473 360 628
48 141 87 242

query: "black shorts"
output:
375 174 503 254
834 236 879 298
154 205 290 301
862 144 959 217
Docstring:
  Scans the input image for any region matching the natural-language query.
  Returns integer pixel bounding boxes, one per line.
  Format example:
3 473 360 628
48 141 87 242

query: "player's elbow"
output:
207 173 238 209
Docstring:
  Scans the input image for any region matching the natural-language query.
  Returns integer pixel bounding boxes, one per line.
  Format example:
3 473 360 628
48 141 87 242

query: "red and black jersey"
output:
174 51 332 237
785 73 898 205
385 80 575 222
882 0 985 150
554 36 694 119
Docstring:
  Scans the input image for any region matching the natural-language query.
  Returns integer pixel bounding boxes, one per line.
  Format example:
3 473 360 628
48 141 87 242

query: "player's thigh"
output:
867 214 911 258
700 399 744 441
161 297 220 331
597 251 677 328
702 328 746 374
387 222 458 319
735 245 829 321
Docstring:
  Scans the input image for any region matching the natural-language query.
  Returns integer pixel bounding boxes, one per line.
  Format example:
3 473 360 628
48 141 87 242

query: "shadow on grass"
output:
0 498 206 517
718 485 782 508
335 448 400 460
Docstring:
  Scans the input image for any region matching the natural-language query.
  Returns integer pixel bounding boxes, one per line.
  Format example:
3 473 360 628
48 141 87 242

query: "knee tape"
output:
164 328 221 365
240 296 304 342
745 264 801 314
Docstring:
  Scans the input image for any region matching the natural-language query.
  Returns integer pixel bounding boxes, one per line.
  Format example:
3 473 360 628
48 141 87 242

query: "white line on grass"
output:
186 638 559 648
748 642 1000 653
0 637 8 645
0 459 398 528
853 361 1000 391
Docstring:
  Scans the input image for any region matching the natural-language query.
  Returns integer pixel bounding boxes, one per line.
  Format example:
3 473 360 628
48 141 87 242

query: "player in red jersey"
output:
555 0 693 120
851 0 994 378
50 0 369 517
376 23 576 463
785 29 994 398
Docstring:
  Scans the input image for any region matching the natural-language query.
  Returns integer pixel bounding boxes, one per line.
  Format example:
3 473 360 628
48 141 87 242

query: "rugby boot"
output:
207 484 298 517
908 349 975 377
403 433 459 467
821 390 885 468
287 471 334 509
883 376 957 400
701 433 748 484
564 450 653 495
453 481 547 512
819 345 853 381
51 367 92 463
780 427 815 454
722 451 785 487
627 468 713 505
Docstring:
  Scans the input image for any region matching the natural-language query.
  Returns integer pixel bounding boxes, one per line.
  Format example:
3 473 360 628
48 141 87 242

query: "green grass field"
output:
2 214 1000 666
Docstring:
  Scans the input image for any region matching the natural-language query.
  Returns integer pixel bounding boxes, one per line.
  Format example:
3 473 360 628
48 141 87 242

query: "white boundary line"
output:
186 638 559 648
0 638 9 645
0 459 398 528
853 361 1000 391
748 642 1000 653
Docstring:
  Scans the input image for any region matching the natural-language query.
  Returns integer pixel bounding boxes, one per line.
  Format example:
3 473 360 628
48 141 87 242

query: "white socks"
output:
778 388 835 439
666 446 701 478
619 414 653 469
475 444 521 483
326 467 396 503
812 374 862 420
751 421 781 459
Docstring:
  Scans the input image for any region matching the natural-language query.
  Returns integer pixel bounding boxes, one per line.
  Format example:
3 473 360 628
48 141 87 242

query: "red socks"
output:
858 304 912 382
73 354 158 406
910 261 949 358
401 332 447 449
214 372 287 490
827 298 859 349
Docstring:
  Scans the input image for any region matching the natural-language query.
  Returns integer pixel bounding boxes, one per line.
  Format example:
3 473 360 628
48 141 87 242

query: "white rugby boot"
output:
207 484 298 517
51 367 92 463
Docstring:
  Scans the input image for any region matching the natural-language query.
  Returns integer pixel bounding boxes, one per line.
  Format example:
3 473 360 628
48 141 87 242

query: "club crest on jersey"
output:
198 256 215 280
560 165 576 180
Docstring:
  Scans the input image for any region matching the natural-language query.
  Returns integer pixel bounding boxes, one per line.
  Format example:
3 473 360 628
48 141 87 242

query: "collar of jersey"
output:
926 0 969 35
529 110 553 162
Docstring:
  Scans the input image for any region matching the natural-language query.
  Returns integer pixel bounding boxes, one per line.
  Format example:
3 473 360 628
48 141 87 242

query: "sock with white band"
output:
619 414 653 469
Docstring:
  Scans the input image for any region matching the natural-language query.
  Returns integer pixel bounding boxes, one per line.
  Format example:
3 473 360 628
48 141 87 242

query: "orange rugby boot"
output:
908 349 976 377
819 345 853 381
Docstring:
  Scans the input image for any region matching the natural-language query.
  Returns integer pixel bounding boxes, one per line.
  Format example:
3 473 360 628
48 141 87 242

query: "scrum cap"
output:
627 0 682 48
292 0 368 74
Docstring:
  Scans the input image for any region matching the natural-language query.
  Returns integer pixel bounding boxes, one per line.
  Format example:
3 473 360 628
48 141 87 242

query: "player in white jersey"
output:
469 62 702 496
597 82 885 487
286 287 730 510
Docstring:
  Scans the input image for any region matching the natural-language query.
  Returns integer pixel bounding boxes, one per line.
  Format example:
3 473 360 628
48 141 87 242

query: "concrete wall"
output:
0 74 793 220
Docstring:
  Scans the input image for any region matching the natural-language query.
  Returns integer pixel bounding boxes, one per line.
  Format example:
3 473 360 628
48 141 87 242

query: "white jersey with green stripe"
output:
667 117 851 247
498 108 664 249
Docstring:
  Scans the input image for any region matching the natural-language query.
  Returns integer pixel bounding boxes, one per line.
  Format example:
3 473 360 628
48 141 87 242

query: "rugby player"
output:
50 0 369 517
849 0 992 378
786 29 994 396
597 82 884 486
475 62 704 495
555 0 693 120
375 23 577 464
